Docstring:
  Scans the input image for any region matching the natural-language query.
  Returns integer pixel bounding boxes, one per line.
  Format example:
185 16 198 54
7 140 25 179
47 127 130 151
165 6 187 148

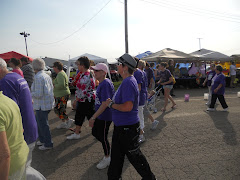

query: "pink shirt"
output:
12 69 24 77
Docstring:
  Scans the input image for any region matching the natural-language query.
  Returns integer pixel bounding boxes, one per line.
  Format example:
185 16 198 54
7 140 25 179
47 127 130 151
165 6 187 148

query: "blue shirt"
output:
0 73 38 144
95 79 115 121
112 76 139 126
134 69 146 106
159 69 173 85
145 68 154 87
211 73 225 95
31 70 55 111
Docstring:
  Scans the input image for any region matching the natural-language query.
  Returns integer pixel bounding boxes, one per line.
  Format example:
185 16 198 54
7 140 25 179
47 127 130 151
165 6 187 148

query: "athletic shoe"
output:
96 156 111 169
151 120 159 130
36 141 44 146
205 103 210 106
138 135 145 143
222 108 229 112
66 119 75 128
39 145 53 151
207 108 216 112
57 122 68 129
67 133 80 140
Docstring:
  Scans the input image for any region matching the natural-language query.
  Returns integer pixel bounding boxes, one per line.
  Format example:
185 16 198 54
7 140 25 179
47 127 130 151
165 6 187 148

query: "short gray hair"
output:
0 58 7 69
32 58 45 71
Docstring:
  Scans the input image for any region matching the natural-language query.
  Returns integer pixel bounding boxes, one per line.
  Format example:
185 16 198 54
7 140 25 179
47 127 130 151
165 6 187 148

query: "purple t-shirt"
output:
159 69 173 85
95 78 115 121
207 70 216 86
211 73 225 95
145 68 154 87
134 69 147 106
0 73 38 144
112 76 139 126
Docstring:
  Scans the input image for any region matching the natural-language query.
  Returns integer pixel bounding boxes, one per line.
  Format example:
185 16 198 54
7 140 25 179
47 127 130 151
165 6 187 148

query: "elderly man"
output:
21 57 35 88
31 58 55 151
0 58 46 179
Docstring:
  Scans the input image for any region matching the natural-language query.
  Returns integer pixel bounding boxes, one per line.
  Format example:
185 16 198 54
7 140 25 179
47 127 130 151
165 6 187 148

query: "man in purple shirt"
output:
0 58 41 177
207 65 228 111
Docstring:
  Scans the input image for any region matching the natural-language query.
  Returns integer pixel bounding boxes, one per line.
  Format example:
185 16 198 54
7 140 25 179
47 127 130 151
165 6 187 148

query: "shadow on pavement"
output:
207 111 237 146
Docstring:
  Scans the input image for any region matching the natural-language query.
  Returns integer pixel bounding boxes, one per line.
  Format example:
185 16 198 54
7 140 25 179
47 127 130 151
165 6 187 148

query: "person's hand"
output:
105 98 112 107
214 88 219 93
202 82 206 86
89 118 95 128
72 100 77 109
148 84 152 89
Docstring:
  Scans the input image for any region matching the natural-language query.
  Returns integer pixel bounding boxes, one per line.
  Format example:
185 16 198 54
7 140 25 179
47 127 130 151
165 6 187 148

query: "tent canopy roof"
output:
70 53 107 63
42 57 68 67
142 48 195 62
190 48 231 61
0 51 33 63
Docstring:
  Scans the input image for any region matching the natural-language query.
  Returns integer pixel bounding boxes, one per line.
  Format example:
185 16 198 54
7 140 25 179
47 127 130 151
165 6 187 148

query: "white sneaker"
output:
207 108 216 112
96 156 111 169
67 133 80 140
223 108 229 112
57 122 68 129
66 119 75 128
36 141 44 146
151 120 159 130
39 145 52 151
138 135 145 143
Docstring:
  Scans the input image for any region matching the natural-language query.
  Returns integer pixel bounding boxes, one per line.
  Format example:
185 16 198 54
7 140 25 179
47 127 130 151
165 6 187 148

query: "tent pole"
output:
125 0 128 53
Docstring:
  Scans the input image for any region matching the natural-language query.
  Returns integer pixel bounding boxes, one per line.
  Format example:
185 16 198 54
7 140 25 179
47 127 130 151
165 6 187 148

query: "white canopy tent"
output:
67 53 111 81
142 48 195 62
190 49 232 62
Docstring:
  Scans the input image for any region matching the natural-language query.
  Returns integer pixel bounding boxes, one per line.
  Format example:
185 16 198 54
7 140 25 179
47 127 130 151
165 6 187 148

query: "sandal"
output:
171 104 177 109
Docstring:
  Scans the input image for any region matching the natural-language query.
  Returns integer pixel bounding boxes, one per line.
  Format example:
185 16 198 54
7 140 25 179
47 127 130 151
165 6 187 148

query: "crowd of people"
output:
0 53 234 179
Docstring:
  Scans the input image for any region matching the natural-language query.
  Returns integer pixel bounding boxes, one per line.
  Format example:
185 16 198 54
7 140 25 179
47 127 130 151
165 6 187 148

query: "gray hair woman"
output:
31 58 55 150
207 65 228 111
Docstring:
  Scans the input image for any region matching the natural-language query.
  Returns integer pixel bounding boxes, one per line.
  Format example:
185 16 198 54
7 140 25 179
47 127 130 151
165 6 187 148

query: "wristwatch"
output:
108 101 114 108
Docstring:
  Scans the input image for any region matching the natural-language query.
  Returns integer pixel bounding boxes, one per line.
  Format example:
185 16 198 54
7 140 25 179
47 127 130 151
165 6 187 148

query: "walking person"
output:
0 58 46 179
106 53 156 180
157 62 176 112
31 58 55 150
52 61 74 129
230 61 237 88
67 56 95 140
207 65 228 111
0 92 29 180
88 63 115 169
203 64 216 106
145 62 154 91
167 59 176 96
20 57 35 88
8 58 24 77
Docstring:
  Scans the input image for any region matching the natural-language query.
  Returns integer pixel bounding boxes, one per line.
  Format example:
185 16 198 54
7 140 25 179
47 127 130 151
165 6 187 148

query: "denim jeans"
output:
35 110 53 147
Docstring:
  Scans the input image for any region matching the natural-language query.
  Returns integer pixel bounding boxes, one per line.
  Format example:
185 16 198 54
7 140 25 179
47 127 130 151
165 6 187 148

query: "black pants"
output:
92 119 112 156
75 100 95 126
209 94 228 109
107 122 156 180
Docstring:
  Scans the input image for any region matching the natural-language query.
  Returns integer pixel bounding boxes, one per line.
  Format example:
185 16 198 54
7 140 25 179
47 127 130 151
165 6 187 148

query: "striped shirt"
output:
21 63 35 88
31 70 54 111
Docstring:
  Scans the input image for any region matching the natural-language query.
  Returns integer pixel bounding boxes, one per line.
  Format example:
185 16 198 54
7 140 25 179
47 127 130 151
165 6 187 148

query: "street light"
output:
20 31 30 56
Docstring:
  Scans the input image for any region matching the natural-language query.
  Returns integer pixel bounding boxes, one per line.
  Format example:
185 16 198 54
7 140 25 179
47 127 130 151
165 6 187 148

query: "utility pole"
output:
125 0 128 53
20 31 30 56
197 38 202 50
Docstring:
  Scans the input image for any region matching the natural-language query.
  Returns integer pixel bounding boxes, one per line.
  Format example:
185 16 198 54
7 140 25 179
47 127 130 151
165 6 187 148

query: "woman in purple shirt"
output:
89 63 115 170
105 53 156 180
207 65 228 111
157 62 176 112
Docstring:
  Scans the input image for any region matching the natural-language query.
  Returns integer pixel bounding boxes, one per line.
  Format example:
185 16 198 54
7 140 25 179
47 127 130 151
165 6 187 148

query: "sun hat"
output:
118 53 137 70
91 63 109 73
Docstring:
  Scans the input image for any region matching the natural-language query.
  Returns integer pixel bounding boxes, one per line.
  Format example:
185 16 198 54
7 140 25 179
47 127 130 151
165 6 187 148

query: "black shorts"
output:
75 100 95 126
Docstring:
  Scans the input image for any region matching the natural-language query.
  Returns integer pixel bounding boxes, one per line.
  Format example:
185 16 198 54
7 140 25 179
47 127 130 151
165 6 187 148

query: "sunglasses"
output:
93 69 102 72
117 62 123 66
75 62 80 66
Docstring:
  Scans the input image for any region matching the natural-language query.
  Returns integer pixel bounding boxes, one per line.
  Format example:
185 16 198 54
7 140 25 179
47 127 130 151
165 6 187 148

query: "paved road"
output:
32 87 240 180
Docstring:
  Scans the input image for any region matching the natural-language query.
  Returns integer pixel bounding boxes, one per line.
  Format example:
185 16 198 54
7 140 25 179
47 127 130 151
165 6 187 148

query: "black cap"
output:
118 53 137 70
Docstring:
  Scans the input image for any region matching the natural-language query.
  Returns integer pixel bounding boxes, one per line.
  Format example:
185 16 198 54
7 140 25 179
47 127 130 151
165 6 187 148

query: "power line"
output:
137 0 240 23
29 0 113 45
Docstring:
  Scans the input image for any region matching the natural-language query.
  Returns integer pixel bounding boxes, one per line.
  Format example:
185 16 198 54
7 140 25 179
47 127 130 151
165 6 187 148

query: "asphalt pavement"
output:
32 87 240 180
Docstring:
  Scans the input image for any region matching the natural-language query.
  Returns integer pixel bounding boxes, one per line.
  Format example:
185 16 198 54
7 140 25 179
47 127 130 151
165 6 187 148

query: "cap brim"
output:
90 66 101 71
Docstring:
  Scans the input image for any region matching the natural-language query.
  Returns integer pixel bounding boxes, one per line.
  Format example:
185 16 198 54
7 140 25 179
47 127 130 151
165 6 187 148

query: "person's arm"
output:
0 131 10 180
89 102 108 127
105 98 133 112
203 77 208 86
161 76 173 85
138 84 141 92
214 84 222 93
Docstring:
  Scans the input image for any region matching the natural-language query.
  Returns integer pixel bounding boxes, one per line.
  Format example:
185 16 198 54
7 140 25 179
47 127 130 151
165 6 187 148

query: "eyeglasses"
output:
93 69 102 72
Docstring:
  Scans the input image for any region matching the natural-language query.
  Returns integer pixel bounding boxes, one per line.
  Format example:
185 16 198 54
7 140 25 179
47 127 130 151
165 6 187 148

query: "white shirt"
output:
230 65 237 76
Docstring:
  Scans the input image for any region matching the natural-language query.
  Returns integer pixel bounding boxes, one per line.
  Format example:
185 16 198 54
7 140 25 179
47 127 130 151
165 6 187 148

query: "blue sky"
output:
1 0 240 62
